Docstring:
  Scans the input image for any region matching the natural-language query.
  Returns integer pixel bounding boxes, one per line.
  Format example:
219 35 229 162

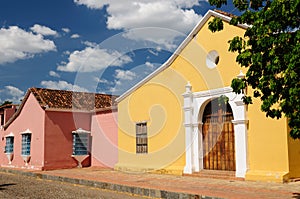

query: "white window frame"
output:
20 129 32 165
72 128 90 156
5 135 14 154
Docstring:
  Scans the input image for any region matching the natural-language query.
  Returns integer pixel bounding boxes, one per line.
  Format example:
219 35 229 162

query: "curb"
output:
0 168 222 199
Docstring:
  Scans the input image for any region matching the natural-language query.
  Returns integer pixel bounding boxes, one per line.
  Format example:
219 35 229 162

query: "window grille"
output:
136 122 148 154
5 136 14 154
72 131 89 155
21 134 31 156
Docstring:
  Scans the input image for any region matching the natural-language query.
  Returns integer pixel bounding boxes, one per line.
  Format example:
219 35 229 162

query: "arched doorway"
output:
202 98 235 171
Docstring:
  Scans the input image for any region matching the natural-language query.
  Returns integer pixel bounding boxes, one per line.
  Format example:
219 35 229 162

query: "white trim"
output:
5 132 14 137
116 10 249 103
20 129 32 135
183 107 193 111
232 120 249 125
193 87 233 98
183 84 248 178
72 128 90 134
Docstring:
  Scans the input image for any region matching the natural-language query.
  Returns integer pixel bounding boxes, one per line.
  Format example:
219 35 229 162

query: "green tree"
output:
208 0 300 139
0 101 13 106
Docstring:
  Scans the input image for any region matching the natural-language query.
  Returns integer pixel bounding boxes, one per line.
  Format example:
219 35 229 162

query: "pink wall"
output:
0 94 45 169
44 111 92 170
91 110 118 168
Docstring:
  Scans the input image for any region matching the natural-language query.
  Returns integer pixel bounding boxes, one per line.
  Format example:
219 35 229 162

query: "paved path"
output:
1 167 300 199
0 172 148 199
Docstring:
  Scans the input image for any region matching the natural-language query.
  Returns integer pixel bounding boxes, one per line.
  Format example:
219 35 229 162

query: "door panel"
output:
202 101 235 171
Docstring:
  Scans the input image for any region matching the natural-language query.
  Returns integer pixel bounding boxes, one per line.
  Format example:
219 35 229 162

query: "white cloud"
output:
71 34 80 39
115 69 136 80
63 51 71 55
0 86 25 103
82 41 97 47
41 80 88 92
93 77 113 85
109 86 119 93
74 0 108 9
74 0 202 49
30 24 58 36
49 71 60 78
62 28 71 33
57 46 132 72
0 26 56 64
145 61 155 69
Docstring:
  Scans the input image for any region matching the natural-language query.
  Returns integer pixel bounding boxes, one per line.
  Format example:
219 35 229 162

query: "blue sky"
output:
0 0 236 104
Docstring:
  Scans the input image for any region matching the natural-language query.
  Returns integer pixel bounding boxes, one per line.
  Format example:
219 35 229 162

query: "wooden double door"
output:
202 100 235 171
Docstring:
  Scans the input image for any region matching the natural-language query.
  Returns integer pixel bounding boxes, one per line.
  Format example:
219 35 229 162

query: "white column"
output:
183 82 194 174
197 122 203 171
192 122 199 172
232 119 248 178
232 70 248 178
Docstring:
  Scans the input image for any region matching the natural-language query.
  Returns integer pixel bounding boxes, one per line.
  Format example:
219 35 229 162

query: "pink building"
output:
0 88 118 170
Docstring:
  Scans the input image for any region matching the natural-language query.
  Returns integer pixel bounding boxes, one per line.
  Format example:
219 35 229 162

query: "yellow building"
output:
115 10 300 182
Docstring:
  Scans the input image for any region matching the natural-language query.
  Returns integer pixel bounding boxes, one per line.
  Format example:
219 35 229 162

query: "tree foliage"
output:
0 101 13 106
208 0 300 139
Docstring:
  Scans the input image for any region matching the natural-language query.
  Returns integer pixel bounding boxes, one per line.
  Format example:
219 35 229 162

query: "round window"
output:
206 50 219 69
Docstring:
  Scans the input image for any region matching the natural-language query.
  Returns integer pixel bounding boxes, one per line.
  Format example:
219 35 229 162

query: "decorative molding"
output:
182 93 193 97
5 132 14 137
72 128 90 134
232 120 249 125
193 87 233 98
192 123 200 127
234 101 245 106
183 106 193 111
184 123 193 127
20 129 32 135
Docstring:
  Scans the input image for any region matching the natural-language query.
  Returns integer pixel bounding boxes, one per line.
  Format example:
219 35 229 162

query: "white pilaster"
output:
232 119 248 178
197 122 204 171
183 82 194 174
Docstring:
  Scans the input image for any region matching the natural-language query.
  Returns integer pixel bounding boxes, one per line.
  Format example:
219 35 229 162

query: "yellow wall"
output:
117 69 187 174
288 129 300 179
116 17 246 174
116 14 300 181
246 95 290 182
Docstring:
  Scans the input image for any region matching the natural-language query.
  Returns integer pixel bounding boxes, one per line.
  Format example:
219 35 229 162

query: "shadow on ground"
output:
0 183 16 190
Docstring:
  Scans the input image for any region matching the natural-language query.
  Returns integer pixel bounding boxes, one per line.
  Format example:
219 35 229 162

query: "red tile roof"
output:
29 88 117 111
2 88 117 129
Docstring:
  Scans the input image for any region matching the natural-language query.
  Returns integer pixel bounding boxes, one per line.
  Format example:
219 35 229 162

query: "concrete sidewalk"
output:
0 167 299 199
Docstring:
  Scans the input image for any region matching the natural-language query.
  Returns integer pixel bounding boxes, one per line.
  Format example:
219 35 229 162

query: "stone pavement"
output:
0 167 300 199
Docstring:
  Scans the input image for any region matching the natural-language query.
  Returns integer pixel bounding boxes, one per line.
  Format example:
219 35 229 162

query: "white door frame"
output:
183 83 248 178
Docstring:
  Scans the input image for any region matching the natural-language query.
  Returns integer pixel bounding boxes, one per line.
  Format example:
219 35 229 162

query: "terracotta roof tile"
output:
214 9 236 18
3 88 117 130
29 88 117 111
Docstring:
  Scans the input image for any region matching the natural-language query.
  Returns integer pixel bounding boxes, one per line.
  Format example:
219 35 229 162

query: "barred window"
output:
136 122 147 154
21 134 31 156
5 136 14 154
72 129 90 155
